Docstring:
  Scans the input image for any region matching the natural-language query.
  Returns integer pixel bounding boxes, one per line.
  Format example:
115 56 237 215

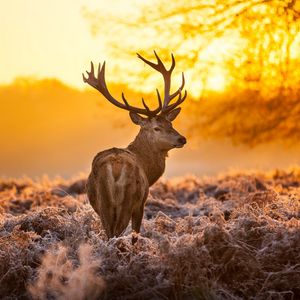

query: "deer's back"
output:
87 147 148 215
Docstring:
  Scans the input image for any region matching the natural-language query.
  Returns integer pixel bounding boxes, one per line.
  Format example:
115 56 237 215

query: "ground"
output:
0 170 299 299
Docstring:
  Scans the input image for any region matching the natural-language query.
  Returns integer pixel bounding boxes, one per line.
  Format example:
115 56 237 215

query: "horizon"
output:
2 77 300 179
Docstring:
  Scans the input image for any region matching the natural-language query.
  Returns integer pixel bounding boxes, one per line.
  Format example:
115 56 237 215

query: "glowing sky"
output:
0 0 229 94
0 0 142 89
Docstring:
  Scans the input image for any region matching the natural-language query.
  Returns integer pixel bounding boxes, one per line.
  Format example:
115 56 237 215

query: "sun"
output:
206 68 228 92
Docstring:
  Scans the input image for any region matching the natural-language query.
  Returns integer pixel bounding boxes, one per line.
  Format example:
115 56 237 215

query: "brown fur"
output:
87 148 148 238
87 111 186 239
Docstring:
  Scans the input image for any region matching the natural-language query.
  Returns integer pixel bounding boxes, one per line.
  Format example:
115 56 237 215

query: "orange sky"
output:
1 0 299 95
2 78 300 179
0 0 232 96
0 0 134 88
2 1 300 178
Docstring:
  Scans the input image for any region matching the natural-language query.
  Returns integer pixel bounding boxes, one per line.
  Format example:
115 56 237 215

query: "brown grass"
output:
0 170 299 299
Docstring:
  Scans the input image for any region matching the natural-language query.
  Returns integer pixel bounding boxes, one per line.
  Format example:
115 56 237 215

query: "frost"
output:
0 171 299 299
28 244 105 300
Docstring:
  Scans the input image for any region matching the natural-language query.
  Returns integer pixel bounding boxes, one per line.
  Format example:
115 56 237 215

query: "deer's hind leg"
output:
94 167 127 238
131 187 148 244
96 182 116 238
113 177 137 237
87 175 113 238
99 170 134 238
132 201 145 234
114 204 132 237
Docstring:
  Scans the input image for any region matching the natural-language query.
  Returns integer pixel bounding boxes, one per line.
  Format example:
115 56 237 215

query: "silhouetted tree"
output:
83 0 300 145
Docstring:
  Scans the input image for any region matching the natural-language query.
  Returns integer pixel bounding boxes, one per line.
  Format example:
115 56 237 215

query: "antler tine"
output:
169 72 185 101
136 51 186 115
83 53 185 118
161 90 187 115
155 89 163 112
142 98 150 112
99 61 108 89
137 52 160 71
137 51 172 75
97 62 101 78
83 60 162 117
141 90 163 117
137 52 173 108
121 93 130 107
82 61 97 88
153 50 167 72
90 61 94 75
169 53 176 73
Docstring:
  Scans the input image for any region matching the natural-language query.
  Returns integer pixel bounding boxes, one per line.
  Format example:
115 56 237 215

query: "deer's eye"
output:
154 127 161 132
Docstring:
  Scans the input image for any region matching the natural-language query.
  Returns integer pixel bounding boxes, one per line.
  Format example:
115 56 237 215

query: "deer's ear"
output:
165 107 181 122
129 112 146 125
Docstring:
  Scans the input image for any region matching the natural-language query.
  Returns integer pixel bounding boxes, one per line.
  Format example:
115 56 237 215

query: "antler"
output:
82 62 162 117
137 51 187 115
82 52 186 117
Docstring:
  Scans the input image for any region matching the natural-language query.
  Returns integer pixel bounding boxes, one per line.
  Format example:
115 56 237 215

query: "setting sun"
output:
206 68 228 92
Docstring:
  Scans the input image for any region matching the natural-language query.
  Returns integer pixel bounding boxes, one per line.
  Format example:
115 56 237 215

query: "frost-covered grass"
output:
0 170 299 299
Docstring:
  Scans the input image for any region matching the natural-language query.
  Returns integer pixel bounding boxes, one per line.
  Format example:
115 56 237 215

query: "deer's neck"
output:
127 133 167 186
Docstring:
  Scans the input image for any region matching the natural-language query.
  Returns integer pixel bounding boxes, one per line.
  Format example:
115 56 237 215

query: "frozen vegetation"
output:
0 170 299 299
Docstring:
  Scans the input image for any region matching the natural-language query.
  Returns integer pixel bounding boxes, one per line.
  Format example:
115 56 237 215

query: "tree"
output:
82 0 300 145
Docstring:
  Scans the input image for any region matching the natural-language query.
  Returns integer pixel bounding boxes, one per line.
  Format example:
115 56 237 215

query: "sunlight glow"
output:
0 0 113 88
206 69 228 92
1 0 300 98
2 0 300 179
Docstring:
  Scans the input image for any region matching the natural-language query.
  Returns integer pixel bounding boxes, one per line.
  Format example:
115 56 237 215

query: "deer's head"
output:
129 109 186 151
83 51 187 151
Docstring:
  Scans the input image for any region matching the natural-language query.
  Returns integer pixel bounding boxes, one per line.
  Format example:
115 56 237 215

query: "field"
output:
0 170 299 300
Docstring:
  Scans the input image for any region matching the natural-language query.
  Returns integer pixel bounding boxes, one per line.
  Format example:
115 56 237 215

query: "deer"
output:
83 51 187 242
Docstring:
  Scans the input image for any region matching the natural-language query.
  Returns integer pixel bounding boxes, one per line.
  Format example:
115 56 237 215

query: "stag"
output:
83 51 187 241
